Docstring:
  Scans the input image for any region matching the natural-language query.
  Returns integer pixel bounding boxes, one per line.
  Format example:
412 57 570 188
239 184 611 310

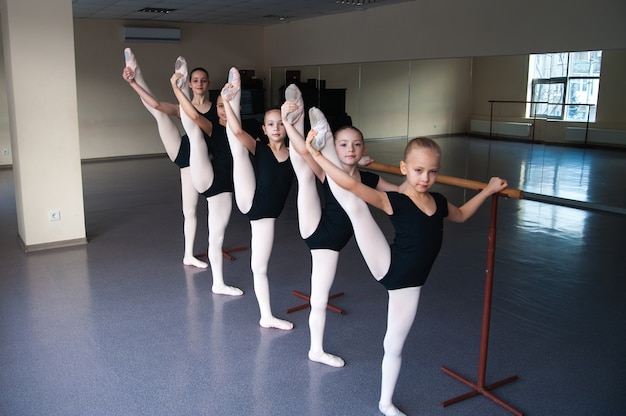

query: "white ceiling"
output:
72 0 415 26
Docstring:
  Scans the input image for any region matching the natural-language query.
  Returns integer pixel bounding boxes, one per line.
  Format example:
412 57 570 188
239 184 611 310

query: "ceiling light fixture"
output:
138 7 176 14
336 0 377 5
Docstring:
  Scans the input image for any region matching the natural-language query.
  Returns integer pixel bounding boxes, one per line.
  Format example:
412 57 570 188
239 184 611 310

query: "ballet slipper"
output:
183 256 209 269
221 67 241 101
308 107 329 151
212 284 244 296
259 316 294 331
174 56 188 90
124 48 137 80
308 350 345 368
378 403 406 416
284 84 304 124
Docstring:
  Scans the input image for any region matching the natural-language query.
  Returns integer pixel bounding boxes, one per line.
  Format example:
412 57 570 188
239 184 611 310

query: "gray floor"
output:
1 136 625 416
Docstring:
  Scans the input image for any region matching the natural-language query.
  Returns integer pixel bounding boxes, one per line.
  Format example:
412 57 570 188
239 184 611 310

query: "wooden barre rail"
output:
365 162 524 200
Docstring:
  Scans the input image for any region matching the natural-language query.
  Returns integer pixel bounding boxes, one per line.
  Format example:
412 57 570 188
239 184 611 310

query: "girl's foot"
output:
183 256 209 269
124 48 137 79
285 84 303 124
308 350 345 367
174 56 188 89
212 284 244 296
308 107 329 151
221 67 241 101
378 403 406 416
259 316 293 330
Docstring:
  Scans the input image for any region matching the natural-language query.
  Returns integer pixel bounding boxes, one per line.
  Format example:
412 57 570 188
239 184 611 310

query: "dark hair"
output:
334 125 364 142
189 67 209 80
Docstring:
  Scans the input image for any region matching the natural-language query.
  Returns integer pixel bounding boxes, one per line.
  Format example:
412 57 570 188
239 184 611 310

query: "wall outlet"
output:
48 210 61 221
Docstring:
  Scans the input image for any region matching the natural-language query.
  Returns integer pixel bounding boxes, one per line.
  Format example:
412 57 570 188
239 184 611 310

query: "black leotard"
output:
173 103 219 170
245 141 294 221
201 121 234 197
378 192 448 290
173 134 192 169
305 171 379 251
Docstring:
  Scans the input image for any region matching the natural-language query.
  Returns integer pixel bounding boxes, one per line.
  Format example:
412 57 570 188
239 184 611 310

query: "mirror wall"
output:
269 51 626 213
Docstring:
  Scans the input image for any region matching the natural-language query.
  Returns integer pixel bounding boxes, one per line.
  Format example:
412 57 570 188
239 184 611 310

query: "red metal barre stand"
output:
440 195 523 415
286 291 344 314
195 246 248 261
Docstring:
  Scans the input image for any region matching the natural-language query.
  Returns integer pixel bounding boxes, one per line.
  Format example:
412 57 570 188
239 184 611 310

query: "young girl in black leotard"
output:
122 48 208 270
221 67 295 330
169 57 242 297
306 128 508 416
281 88 398 367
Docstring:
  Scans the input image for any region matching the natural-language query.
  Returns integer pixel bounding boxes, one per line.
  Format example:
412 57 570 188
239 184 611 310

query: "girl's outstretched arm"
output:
446 176 508 223
221 90 257 154
306 132 392 214
122 68 179 116
169 73 213 137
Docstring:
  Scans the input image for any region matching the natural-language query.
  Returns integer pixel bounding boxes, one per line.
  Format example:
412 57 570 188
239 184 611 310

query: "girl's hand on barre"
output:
485 177 508 195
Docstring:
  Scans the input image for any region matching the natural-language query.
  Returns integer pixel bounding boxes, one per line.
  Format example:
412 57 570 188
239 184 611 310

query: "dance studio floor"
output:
1 135 624 415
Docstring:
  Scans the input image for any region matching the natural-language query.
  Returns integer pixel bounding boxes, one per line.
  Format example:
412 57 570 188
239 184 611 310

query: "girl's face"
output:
261 110 286 143
400 148 440 192
216 96 227 124
189 70 209 96
334 128 365 167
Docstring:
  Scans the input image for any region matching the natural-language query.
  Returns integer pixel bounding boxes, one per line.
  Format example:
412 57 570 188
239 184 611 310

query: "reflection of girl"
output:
169 57 242 296
306 133 507 416
282 91 398 367
222 67 295 329
122 48 207 270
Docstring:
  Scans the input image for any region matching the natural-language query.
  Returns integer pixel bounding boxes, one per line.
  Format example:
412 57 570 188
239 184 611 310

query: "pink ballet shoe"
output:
124 48 137 80
221 67 241 101
174 56 188 90
285 84 303 124
308 107 329 151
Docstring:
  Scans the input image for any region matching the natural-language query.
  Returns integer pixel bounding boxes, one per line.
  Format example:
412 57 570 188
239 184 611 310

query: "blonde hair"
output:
404 137 441 161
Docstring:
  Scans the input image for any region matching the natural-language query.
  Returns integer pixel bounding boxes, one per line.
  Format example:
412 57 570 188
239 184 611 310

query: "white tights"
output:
130 60 203 267
226 71 291 329
313 112 418 413
176 59 214 195
290 107 345 365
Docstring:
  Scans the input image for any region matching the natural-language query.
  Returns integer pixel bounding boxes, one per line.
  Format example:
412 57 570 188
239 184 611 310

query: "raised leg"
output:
175 56 214 193
223 67 256 214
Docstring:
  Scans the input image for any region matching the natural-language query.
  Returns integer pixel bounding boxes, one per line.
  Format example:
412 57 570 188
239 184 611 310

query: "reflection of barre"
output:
365 162 524 200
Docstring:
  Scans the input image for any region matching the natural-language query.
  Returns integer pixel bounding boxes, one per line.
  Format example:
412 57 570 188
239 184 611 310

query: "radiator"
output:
566 127 626 146
470 120 532 138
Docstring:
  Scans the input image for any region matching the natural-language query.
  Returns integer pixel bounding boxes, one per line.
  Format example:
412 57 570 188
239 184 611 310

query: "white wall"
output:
0 0 625 167
264 0 626 66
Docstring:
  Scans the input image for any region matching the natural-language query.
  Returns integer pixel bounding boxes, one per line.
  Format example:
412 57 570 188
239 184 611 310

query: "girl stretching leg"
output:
306 114 507 416
170 58 242 296
122 48 206 269
222 68 295 329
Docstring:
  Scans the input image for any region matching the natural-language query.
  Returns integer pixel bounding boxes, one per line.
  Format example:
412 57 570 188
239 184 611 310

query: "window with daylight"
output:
527 51 602 122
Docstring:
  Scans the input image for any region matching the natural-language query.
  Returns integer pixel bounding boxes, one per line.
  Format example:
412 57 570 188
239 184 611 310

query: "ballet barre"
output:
366 161 525 416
